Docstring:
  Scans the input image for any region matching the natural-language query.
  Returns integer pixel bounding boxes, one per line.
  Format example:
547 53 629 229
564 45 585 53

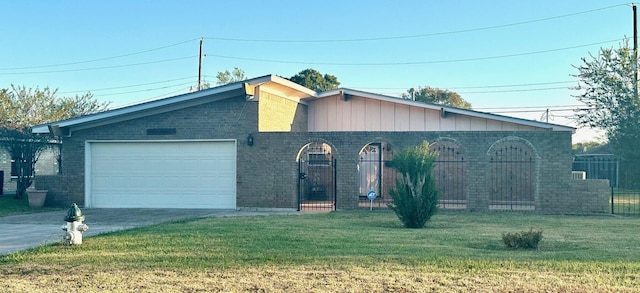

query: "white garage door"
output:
87 140 236 209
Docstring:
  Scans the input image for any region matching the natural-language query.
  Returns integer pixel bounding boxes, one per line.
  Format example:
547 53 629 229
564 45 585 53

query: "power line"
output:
458 86 570 94
0 56 196 75
205 39 623 66
204 4 626 43
475 104 585 110
0 38 200 71
352 80 576 91
91 81 194 98
57 77 195 94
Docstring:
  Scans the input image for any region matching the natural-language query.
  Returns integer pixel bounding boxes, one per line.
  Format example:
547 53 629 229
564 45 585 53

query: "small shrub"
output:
387 141 439 228
502 228 543 250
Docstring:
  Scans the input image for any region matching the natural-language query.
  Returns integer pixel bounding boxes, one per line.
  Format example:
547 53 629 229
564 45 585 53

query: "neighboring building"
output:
1 146 59 195
31 75 609 213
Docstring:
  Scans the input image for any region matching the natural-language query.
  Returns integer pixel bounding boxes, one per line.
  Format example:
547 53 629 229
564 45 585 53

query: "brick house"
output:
31 74 610 213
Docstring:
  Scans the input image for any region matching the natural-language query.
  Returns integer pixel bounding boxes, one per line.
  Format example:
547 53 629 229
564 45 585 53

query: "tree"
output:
402 87 471 109
573 42 640 188
387 141 439 228
215 67 247 85
0 127 50 200
0 85 109 127
288 69 340 92
573 42 637 132
0 85 110 199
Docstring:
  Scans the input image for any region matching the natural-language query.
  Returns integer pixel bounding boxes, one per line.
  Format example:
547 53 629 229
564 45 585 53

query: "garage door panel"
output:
88 141 236 209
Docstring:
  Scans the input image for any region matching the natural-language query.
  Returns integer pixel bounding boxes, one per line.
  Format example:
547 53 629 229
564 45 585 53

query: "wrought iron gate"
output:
298 155 336 211
489 145 535 210
432 144 466 209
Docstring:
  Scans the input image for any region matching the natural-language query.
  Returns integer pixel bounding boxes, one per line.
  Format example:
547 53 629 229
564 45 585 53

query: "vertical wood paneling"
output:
425 110 440 131
351 96 366 131
470 117 488 130
365 99 381 131
327 96 338 131
379 100 396 131
409 107 425 131
486 120 503 130
455 114 471 131
395 104 410 130
314 98 329 131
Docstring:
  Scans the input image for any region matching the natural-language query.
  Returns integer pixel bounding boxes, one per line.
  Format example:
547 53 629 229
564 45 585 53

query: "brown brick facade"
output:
35 92 609 214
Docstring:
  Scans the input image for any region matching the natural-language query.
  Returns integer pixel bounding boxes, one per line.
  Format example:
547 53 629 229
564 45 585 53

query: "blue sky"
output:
1 1 634 142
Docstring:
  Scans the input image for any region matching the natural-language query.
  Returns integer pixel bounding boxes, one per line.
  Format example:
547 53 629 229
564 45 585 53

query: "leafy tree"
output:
402 87 471 109
387 141 439 228
0 85 109 127
215 67 247 85
0 85 110 199
573 42 637 132
288 68 340 92
573 42 640 188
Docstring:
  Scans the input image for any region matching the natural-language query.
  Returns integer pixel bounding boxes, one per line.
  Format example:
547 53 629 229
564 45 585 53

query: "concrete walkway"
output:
0 208 297 255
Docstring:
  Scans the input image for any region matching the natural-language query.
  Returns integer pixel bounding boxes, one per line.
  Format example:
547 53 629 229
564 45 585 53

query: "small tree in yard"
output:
388 141 439 228
0 85 110 199
0 127 51 199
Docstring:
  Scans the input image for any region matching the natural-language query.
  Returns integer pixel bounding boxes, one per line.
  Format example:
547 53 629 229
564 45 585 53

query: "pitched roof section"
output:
315 88 575 132
32 74 574 134
32 74 314 134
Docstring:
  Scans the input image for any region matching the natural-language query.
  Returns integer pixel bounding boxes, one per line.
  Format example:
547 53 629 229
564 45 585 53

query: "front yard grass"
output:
0 194 62 217
2 211 640 292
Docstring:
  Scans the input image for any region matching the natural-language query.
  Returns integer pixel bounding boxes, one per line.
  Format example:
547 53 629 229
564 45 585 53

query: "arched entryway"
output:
488 138 538 210
296 141 336 211
430 140 467 210
357 141 395 208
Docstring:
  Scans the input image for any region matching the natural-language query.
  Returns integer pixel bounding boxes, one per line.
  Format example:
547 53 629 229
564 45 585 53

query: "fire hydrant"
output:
62 203 89 245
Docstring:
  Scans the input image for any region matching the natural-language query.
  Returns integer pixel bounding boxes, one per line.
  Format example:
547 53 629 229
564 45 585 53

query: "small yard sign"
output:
367 190 377 210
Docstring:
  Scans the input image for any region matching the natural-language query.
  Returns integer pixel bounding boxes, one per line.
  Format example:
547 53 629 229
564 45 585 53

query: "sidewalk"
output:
0 208 297 255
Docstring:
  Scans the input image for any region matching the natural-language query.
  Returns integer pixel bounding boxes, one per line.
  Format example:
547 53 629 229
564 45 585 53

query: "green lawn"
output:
2 211 640 292
0 194 63 217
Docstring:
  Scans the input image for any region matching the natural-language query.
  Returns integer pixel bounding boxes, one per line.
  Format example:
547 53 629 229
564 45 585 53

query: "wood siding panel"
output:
314 98 329 131
379 100 396 131
470 117 488 130
455 114 472 130
307 95 554 132
351 96 366 131
365 99 381 131
502 122 520 131
335 96 345 131
409 107 425 131
486 119 503 130
425 109 440 131
440 118 456 131
326 96 338 131
395 104 410 130
339 97 352 131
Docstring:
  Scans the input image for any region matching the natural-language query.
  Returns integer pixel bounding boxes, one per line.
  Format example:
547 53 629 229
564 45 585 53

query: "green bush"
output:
387 141 439 228
502 228 543 250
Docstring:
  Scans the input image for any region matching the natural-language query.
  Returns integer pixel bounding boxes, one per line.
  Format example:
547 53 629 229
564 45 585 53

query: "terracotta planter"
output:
27 189 48 207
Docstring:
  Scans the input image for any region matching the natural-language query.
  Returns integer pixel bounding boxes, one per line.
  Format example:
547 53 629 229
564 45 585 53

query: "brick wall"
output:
237 131 609 214
258 91 307 132
35 93 609 214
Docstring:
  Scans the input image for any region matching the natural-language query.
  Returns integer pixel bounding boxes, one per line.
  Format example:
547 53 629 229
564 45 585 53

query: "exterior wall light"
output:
247 134 254 146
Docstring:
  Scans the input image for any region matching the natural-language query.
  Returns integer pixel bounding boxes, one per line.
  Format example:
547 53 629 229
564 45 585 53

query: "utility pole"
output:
198 37 203 91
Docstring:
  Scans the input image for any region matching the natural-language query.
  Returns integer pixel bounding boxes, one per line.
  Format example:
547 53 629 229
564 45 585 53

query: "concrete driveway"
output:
0 208 296 256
